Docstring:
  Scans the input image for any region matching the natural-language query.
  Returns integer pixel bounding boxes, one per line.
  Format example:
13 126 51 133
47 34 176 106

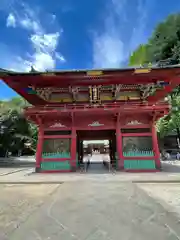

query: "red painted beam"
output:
44 128 71 131
43 135 71 139
78 136 112 140
25 108 168 116
120 124 150 129
147 76 180 102
25 103 169 115
76 126 115 131
121 133 152 137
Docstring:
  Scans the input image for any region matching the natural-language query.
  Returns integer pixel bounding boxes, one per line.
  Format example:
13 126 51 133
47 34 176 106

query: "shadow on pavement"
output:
0 157 35 168
161 161 180 173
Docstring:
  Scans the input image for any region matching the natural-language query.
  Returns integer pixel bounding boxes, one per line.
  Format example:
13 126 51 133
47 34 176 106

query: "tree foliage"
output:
0 97 37 157
148 14 180 64
129 13 180 140
129 14 180 66
129 44 149 66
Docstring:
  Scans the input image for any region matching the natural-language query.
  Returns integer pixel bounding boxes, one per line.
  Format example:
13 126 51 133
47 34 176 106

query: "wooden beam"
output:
114 84 121 100
71 86 79 102
26 104 170 115
36 115 42 126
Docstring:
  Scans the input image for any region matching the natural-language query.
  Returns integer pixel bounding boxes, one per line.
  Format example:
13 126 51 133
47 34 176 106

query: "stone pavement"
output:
0 184 59 239
138 183 180 218
0 168 30 176
0 156 35 162
1 168 180 184
1 182 180 240
1 160 180 184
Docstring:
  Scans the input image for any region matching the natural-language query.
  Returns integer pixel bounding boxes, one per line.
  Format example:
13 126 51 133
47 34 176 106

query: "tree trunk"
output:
176 128 180 149
5 149 9 158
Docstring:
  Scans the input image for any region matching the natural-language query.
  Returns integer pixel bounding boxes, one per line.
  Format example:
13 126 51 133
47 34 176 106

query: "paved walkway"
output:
1 157 180 239
138 183 180 218
0 160 180 184
1 182 180 240
1 169 180 184
0 156 35 161
0 168 29 176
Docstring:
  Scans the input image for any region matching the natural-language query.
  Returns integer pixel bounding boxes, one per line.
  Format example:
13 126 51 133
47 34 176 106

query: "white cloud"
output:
3 3 65 72
0 50 31 72
55 52 66 62
92 0 149 68
93 33 124 68
30 33 60 53
28 32 65 71
6 13 16 27
19 17 41 32
30 52 55 71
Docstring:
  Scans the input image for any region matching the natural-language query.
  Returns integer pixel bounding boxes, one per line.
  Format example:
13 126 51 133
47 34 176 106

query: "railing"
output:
25 101 170 113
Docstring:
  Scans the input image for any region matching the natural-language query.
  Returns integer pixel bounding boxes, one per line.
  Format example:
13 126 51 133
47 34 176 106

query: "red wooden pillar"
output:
152 123 161 169
36 125 44 172
71 127 77 171
116 115 123 169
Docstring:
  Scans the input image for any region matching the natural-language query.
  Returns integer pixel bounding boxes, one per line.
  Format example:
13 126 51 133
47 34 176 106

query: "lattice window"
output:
42 139 71 159
122 136 154 157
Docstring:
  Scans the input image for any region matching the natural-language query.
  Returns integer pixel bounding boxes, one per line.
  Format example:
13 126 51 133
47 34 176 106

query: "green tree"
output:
129 13 180 66
129 44 149 66
147 14 180 64
128 13 180 142
0 97 37 157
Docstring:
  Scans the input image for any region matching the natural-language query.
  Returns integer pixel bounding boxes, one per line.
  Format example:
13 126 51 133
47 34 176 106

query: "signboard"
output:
86 70 103 76
41 72 55 76
134 69 151 74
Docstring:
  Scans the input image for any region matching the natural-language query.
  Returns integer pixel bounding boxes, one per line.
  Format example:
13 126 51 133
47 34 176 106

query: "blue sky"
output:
0 0 180 99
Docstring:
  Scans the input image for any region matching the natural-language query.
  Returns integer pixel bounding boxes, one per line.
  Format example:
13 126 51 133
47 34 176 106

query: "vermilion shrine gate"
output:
1 66 180 173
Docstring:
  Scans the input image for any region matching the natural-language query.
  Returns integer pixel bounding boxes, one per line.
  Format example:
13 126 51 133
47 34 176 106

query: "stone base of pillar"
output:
35 167 41 173
155 161 162 170
71 166 77 172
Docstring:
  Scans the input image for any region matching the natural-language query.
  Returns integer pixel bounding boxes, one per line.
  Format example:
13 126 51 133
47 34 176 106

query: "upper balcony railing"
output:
24 100 170 114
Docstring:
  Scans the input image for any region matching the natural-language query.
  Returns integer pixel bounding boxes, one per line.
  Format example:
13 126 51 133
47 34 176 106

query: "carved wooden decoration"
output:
120 114 150 126
88 121 104 127
127 120 143 125
36 88 52 101
50 123 66 128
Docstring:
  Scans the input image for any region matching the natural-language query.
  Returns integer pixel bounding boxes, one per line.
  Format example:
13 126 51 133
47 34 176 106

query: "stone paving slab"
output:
1 170 180 184
0 184 59 239
1 161 180 183
0 156 35 162
2 182 180 240
1 160 180 184
137 183 180 218
0 168 29 176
